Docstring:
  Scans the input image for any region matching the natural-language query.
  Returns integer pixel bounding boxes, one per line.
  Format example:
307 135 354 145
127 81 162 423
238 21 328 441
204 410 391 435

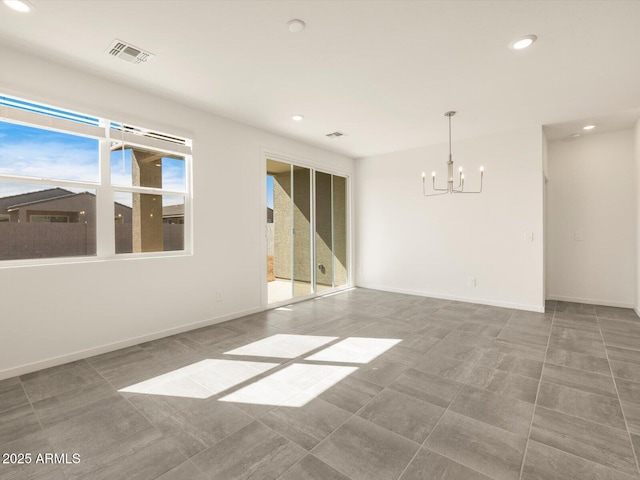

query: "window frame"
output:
0 94 193 267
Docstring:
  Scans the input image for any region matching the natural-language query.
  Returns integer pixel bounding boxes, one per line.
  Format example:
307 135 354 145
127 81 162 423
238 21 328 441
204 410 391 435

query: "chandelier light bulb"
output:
458 167 463 172
480 166 484 172
422 172 426 179
432 171 436 177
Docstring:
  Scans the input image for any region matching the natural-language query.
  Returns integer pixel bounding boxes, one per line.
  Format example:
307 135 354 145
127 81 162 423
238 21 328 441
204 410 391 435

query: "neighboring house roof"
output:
0 188 73 213
0 188 133 212
7 192 88 211
163 204 184 217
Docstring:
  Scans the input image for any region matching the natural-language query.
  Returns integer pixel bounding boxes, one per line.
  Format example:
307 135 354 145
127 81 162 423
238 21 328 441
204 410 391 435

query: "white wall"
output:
635 120 640 315
355 126 545 312
0 45 354 379
547 129 635 307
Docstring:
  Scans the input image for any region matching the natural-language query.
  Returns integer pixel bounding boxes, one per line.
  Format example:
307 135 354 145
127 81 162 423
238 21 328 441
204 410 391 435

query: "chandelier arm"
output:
423 190 449 197
451 176 464 192
431 177 449 191
454 176 462 190
452 175 483 194
423 178 448 195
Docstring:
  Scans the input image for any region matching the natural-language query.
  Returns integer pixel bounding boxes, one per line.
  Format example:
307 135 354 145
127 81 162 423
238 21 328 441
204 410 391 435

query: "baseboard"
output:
356 283 544 313
0 305 264 381
547 294 634 309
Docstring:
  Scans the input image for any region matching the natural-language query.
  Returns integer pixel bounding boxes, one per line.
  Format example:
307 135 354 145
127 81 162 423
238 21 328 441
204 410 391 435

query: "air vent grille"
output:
326 131 345 138
107 39 154 65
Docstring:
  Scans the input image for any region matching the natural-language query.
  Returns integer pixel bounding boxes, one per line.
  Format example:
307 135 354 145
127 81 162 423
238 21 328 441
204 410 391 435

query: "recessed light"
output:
3 0 32 12
287 19 306 33
571 133 581 138
292 114 304 121
510 34 537 50
583 125 596 130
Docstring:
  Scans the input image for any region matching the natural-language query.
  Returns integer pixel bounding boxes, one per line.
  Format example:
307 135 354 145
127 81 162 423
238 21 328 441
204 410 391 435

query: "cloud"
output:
0 139 99 182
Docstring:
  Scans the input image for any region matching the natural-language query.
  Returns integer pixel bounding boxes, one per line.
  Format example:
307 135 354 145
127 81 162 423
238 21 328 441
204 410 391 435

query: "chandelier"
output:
422 111 484 196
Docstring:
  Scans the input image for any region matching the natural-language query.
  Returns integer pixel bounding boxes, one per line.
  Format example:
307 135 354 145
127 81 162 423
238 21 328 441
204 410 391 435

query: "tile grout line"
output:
158 328 357 479
532 397 631 433
272 334 424 480
16 377 47 435
20 358 190 480
247 325 406 480
596 311 640 478
82 356 205 479
84 317 368 480
393 308 517 480
285 308 484 480
517 304 555 480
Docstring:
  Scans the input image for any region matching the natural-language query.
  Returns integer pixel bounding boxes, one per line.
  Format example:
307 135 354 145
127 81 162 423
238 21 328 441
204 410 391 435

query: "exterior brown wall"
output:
272 165 348 288
315 171 333 287
332 175 348 287
132 149 163 252
273 167 317 285
0 223 96 260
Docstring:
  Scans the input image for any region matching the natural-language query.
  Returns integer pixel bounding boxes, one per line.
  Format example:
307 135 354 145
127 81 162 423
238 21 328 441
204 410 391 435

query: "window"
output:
113 192 185 254
29 215 71 223
0 94 192 262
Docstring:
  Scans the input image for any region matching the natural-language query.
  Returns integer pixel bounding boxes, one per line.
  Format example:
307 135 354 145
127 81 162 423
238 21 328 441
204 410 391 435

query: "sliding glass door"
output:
315 172 348 292
266 159 348 305
267 160 312 304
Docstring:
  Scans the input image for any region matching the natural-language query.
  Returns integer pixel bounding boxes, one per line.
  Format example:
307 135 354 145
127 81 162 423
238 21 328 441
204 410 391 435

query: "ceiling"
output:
1 0 639 158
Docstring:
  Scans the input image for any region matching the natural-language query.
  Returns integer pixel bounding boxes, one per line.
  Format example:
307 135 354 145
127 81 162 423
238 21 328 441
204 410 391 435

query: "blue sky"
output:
110 148 186 192
0 120 186 206
267 175 274 209
0 121 99 183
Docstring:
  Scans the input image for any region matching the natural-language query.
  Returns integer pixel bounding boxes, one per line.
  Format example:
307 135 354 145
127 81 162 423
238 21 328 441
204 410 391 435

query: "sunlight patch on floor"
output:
305 337 402 364
118 359 278 399
224 333 338 359
218 363 357 407
119 335 400 406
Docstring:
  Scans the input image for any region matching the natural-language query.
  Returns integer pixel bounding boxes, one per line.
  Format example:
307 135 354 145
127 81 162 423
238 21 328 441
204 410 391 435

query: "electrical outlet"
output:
574 230 583 241
216 291 223 302
468 277 476 287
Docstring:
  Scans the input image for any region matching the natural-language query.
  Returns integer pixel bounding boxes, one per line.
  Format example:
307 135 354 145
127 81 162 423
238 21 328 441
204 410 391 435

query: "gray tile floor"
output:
2 288 640 479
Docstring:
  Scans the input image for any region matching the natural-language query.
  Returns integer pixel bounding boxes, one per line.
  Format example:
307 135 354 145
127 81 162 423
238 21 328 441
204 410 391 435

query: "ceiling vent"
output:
326 131 345 139
107 39 154 64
